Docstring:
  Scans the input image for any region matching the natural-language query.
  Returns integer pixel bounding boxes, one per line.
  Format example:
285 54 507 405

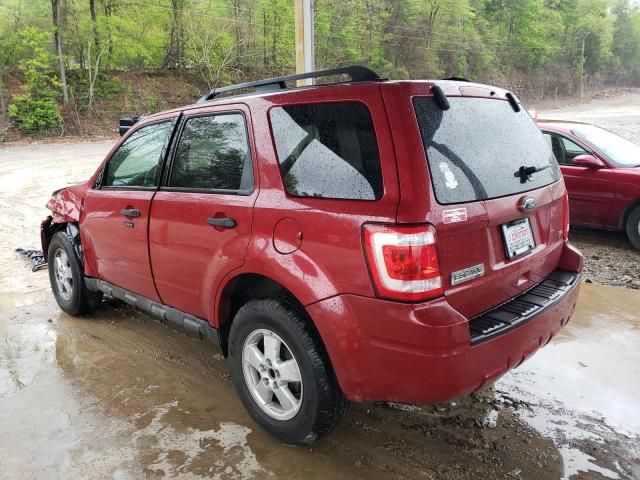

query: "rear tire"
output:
625 207 640 250
228 298 348 444
48 231 102 315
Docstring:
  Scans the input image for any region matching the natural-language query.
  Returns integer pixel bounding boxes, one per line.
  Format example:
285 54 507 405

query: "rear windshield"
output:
413 97 559 204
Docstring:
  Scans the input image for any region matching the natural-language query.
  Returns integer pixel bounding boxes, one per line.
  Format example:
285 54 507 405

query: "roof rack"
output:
443 76 471 82
197 65 384 103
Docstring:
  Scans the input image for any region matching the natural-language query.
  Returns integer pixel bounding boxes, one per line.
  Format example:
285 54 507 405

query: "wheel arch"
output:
41 219 82 264
618 199 640 230
215 272 327 358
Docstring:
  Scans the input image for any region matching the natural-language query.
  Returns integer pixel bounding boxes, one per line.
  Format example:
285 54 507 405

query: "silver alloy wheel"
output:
242 328 303 421
53 248 74 301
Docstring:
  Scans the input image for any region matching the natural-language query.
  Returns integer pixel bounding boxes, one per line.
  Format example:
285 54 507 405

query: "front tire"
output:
229 298 348 444
626 207 640 250
48 231 102 315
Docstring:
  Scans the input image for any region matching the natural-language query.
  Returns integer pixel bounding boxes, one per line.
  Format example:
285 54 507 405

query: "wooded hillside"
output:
1 0 639 137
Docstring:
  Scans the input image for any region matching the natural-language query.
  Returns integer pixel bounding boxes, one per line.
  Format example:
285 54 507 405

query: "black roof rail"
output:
197 65 384 103
443 76 471 82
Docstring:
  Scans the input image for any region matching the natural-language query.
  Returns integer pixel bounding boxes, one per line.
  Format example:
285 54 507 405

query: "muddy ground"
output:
0 96 639 479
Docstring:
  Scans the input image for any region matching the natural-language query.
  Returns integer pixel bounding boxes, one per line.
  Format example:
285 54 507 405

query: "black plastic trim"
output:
85 278 220 345
505 92 521 112
469 269 580 345
430 85 450 110
198 65 383 102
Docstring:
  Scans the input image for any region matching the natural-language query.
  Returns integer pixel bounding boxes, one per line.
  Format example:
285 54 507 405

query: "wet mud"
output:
1 98 639 479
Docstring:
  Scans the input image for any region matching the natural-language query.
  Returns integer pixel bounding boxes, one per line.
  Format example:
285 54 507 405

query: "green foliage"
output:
1 0 640 129
7 27 62 133
7 94 62 133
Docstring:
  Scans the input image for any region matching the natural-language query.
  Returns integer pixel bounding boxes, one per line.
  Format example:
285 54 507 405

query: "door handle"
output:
207 217 237 229
120 208 140 218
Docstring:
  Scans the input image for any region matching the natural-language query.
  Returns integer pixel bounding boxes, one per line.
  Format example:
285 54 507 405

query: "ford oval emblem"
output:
519 197 537 212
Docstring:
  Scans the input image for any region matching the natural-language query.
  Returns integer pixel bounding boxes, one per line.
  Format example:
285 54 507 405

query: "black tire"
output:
48 231 103 315
626 207 640 250
229 297 348 444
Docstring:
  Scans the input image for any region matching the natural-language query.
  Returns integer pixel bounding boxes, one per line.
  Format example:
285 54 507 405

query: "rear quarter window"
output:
414 97 559 204
269 102 383 200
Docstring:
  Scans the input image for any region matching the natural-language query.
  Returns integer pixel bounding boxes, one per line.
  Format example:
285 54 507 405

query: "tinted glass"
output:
573 124 640 167
414 97 560 204
269 102 382 200
170 114 252 191
104 121 173 187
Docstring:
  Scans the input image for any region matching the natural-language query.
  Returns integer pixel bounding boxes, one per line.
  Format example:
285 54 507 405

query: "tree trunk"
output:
89 0 100 51
163 0 184 69
52 0 69 104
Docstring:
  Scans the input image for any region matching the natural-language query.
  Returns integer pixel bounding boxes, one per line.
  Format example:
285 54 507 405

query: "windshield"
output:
413 97 560 204
572 124 640 167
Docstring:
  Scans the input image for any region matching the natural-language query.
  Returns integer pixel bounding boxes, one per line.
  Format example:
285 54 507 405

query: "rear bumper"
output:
308 241 582 404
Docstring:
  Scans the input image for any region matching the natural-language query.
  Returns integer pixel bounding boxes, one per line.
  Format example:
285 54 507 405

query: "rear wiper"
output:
514 164 551 183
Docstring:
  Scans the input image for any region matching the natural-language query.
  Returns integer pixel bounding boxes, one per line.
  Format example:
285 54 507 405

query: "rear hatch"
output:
409 90 566 319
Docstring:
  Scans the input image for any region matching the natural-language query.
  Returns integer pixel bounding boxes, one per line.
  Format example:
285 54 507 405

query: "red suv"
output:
42 66 583 444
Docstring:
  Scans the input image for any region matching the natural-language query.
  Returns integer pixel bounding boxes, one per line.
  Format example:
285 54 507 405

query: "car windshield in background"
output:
572 124 640 167
413 97 559 204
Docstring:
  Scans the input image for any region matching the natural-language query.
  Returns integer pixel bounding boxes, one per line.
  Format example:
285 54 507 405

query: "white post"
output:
303 0 315 85
295 0 315 86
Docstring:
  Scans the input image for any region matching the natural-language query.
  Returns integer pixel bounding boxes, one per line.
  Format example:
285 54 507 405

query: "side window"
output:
269 102 383 200
104 121 173 187
562 136 588 162
169 114 252 191
544 132 587 165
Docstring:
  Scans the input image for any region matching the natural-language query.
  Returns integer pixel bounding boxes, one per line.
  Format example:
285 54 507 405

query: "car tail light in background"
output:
363 224 443 301
562 193 570 239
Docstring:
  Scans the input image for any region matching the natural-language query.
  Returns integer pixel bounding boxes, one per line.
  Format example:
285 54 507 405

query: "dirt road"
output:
1 96 639 479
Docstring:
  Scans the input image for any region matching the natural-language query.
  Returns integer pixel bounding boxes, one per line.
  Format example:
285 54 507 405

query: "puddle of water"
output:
495 282 640 479
559 447 619 480
1 283 638 479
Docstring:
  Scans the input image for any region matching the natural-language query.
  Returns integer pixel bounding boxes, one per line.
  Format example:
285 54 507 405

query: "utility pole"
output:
295 0 314 86
579 31 591 100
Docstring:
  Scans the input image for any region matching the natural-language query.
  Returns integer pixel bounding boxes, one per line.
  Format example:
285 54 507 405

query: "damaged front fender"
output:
46 184 88 224
41 183 90 261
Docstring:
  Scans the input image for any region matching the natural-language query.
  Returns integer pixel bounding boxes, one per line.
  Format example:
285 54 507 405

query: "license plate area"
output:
502 218 535 259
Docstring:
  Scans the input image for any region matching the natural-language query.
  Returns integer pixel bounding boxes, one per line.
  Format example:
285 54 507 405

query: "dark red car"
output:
538 120 640 248
42 67 582 444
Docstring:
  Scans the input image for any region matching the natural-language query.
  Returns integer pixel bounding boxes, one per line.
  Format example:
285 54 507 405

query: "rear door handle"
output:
207 217 237 229
120 208 140 218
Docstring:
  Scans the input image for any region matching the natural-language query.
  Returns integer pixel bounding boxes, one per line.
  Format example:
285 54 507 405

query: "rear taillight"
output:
562 193 570 239
363 224 443 301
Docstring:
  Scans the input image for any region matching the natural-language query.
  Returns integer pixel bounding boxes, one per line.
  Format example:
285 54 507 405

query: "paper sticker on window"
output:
443 207 467 224
439 162 458 189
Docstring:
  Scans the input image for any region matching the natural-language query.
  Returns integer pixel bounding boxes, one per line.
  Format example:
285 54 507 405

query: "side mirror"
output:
573 154 605 169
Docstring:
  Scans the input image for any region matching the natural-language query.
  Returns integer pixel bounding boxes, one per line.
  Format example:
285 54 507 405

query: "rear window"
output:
269 102 382 200
414 97 559 204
